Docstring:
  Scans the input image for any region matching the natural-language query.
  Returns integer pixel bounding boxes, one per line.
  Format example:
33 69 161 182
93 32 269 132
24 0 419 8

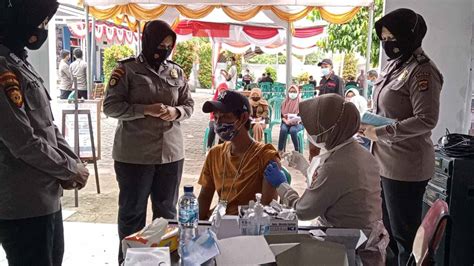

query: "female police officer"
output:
363 9 443 266
103 20 194 263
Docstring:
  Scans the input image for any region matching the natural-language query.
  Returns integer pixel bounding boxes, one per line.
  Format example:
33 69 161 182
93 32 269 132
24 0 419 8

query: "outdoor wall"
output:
384 0 473 140
28 44 51 94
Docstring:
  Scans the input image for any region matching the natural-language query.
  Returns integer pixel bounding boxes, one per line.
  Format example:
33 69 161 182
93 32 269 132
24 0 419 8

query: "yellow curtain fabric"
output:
318 7 360 24
88 4 361 28
175 5 215 19
222 6 263 21
269 6 315 22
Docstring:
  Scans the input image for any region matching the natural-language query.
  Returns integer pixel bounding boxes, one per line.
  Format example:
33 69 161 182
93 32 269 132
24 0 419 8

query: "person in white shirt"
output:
58 50 73 99
226 56 237 89
69 48 88 99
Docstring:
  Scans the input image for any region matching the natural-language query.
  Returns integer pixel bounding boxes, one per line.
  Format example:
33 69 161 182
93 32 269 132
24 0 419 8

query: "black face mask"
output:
382 41 402 59
25 28 48 50
146 48 172 69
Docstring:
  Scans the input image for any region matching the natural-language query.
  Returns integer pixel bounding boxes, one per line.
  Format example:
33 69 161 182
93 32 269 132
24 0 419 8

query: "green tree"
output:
265 66 277 81
304 52 323 65
198 42 213 89
103 45 135 87
342 53 358 81
308 0 383 67
247 53 286 65
173 40 197 78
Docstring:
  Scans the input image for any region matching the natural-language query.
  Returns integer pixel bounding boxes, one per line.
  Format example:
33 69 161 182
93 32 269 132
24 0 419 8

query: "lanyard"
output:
220 141 255 202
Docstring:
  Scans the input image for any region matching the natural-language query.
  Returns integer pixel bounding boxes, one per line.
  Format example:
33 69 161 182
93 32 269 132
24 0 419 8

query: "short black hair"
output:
73 48 83 59
368 70 378 78
60 50 70 59
230 56 236 62
309 75 313 79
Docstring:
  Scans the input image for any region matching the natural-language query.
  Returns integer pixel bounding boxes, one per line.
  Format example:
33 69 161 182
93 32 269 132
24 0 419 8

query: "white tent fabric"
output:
84 0 373 7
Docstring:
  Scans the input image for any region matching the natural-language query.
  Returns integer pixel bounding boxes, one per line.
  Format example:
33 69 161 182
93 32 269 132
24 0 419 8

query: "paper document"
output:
361 112 396 127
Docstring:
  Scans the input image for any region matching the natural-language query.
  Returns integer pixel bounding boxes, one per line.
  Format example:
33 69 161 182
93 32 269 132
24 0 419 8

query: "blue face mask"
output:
367 80 374 86
321 68 330 77
215 121 240 141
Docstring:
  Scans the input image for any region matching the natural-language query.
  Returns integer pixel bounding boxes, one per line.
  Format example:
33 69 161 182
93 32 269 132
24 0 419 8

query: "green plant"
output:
103 45 135 87
308 0 383 67
296 72 310 84
342 53 358 81
248 53 286 65
304 52 323 65
198 42 213 89
265 66 277 81
224 51 242 75
173 40 197 79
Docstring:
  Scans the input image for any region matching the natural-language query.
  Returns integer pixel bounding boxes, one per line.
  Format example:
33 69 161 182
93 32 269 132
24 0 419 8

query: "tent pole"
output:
137 20 141 55
90 16 96 98
85 5 91 97
286 22 292 86
364 2 375 99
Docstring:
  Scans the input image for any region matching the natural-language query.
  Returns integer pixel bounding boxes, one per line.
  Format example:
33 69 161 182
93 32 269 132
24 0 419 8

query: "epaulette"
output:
118 57 136 64
415 53 430 65
167 60 183 69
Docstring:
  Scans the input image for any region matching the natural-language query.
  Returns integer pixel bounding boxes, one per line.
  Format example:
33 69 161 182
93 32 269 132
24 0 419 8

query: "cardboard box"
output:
238 206 298 234
122 225 179 255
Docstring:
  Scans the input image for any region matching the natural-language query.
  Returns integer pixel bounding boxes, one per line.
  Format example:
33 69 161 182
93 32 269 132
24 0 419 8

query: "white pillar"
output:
364 3 375 98
48 18 57 98
85 5 91 97
286 22 293 86
137 21 142 55
90 16 96 98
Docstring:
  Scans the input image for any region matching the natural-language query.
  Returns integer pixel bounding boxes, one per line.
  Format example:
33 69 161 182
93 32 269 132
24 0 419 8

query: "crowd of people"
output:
58 48 88 99
0 1 442 266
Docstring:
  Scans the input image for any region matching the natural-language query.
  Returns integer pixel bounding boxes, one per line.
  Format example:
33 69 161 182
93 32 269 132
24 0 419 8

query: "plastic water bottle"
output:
248 193 271 235
178 185 199 260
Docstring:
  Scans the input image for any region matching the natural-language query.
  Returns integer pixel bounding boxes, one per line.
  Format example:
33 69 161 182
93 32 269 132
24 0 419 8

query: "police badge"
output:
170 68 178 79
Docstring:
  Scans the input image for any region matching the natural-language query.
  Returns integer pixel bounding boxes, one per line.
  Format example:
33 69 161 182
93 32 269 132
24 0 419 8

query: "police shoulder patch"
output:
108 66 126 88
0 70 23 107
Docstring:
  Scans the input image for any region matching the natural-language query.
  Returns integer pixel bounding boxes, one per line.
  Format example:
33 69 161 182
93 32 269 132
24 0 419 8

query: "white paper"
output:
124 247 170 266
216 215 241 240
216 236 276 265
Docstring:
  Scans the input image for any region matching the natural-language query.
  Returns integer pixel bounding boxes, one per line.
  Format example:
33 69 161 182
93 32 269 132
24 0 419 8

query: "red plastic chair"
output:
407 199 450 266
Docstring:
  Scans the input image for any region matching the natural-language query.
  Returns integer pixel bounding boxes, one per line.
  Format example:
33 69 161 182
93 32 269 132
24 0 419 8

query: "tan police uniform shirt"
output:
103 54 194 165
278 141 382 229
0 45 79 219
372 48 443 182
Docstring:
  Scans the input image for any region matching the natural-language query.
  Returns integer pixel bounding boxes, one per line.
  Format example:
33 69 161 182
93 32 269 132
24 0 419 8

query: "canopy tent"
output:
78 0 375 93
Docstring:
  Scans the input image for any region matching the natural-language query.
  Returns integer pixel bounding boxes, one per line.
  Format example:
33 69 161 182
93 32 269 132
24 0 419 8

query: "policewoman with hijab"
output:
265 94 388 264
103 20 194 263
363 9 443 265
0 0 90 265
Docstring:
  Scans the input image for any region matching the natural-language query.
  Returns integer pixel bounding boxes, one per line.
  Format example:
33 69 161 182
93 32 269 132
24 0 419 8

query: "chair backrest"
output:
259 82 273 99
411 199 449 266
301 84 315 99
272 82 286 98
267 97 284 126
281 166 292 185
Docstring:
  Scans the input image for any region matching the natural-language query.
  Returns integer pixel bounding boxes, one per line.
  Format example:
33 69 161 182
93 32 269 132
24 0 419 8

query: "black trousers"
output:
59 90 72 100
0 210 64 266
77 90 88 99
381 176 428 266
115 160 184 264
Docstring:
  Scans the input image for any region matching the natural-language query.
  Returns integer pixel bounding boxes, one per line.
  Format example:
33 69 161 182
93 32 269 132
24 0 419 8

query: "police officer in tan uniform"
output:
363 9 443 266
0 1 89 265
103 20 194 264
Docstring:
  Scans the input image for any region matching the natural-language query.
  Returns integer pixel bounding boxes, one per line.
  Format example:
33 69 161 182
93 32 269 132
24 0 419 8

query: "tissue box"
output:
238 206 298 234
123 226 179 254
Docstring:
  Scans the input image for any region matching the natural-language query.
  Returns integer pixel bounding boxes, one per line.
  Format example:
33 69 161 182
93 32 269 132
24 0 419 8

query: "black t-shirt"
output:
319 74 344 96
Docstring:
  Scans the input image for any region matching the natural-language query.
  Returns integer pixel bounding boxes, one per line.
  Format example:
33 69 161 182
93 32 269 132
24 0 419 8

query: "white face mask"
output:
227 61 232 66
308 124 336 148
288 93 298 100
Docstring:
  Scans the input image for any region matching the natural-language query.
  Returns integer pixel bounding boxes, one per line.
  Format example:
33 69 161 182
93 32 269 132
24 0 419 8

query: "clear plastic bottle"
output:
247 193 271 235
178 185 199 260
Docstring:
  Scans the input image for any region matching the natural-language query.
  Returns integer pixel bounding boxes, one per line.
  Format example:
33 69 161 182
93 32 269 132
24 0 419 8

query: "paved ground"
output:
61 89 308 224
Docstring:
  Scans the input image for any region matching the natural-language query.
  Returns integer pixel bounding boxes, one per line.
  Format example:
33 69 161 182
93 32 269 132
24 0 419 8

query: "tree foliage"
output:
247 53 286 65
173 40 198 79
103 45 135 87
308 0 384 67
265 66 277 81
342 53 358 81
198 42 213 89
